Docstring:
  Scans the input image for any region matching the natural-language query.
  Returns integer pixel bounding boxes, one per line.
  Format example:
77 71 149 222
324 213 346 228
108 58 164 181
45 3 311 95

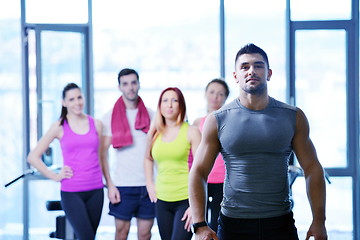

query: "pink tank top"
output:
60 116 104 192
199 117 225 184
188 117 225 183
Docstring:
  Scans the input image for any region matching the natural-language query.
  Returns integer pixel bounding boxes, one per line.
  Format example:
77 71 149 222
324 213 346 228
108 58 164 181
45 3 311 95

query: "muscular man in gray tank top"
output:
189 44 327 240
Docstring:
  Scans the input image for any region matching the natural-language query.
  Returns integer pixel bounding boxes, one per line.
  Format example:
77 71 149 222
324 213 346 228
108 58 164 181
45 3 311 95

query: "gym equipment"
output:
46 200 77 240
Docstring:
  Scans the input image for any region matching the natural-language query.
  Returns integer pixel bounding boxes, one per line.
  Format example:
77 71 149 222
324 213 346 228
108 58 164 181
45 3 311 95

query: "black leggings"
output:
61 188 104 240
207 183 223 232
155 199 193 240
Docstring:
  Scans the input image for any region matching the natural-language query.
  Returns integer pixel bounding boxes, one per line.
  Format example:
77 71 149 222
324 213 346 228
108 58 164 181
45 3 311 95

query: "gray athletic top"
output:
214 97 297 218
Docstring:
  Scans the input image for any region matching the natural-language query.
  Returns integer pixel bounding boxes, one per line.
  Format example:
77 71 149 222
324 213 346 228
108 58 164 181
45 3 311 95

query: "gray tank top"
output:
214 97 297 218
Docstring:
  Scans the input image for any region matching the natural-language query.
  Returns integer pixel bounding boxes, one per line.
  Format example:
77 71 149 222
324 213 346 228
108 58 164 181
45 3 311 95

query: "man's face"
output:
118 73 140 101
233 53 272 95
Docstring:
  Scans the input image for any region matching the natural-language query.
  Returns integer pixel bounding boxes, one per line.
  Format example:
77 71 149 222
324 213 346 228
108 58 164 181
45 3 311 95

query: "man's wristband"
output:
191 221 208 233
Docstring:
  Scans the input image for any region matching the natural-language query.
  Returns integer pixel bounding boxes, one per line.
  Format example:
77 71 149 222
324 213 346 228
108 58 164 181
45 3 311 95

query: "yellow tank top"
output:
151 122 190 202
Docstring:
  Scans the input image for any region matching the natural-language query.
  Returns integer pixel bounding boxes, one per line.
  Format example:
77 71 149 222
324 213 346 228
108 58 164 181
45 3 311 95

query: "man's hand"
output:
194 226 219 240
306 220 327 240
107 185 120 204
146 181 157 203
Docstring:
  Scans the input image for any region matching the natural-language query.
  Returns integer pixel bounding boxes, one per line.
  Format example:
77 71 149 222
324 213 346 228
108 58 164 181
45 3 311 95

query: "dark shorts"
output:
108 186 155 221
217 211 299 240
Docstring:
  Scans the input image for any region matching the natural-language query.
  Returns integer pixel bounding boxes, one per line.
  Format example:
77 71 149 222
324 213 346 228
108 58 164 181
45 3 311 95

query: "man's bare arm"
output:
100 135 120 204
292 108 327 240
189 113 221 240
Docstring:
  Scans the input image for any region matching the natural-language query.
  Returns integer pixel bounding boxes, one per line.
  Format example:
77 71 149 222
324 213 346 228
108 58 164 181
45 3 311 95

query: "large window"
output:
25 0 88 24
295 30 347 168
291 0 351 20
0 0 23 238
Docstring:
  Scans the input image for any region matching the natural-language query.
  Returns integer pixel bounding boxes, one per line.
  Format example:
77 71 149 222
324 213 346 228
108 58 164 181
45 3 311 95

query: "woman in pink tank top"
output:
192 78 229 233
27 83 104 240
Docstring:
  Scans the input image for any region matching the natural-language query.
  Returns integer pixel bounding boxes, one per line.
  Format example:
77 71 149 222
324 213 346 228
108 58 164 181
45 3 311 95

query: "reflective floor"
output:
0 228 352 240
95 229 352 240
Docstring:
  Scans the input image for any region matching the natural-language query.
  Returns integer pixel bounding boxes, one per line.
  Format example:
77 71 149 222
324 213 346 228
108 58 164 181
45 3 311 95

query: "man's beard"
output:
243 82 266 95
124 91 138 102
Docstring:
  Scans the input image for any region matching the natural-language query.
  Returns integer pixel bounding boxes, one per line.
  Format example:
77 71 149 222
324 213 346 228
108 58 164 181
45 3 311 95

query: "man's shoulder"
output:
270 97 297 112
215 99 239 114
101 108 114 121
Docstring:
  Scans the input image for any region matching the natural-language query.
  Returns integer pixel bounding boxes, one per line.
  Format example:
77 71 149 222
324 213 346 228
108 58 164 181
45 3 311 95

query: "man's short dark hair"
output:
235 43 270 69
117 68 139 85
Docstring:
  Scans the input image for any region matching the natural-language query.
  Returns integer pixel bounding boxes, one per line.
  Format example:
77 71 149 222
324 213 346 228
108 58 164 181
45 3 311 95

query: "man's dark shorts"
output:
217 211 299 240
109 186 155 221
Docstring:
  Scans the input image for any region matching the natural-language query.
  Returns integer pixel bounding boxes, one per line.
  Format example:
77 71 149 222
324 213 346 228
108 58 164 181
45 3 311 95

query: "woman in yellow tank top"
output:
144 87 201 240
